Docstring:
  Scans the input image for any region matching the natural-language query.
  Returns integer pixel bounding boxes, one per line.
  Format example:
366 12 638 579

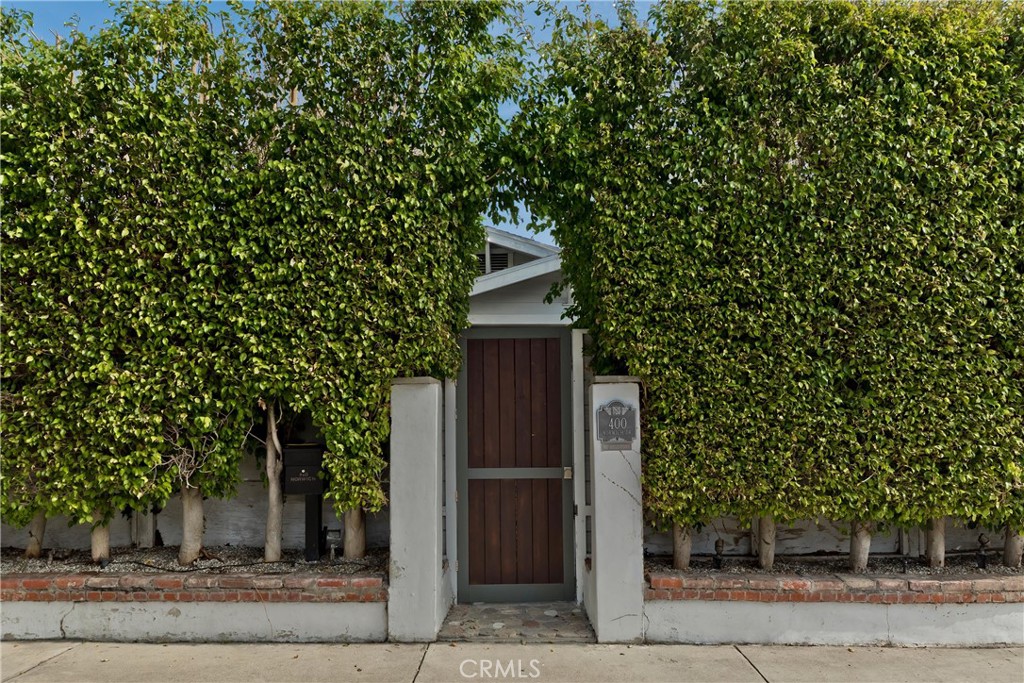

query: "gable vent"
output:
476 250 511 275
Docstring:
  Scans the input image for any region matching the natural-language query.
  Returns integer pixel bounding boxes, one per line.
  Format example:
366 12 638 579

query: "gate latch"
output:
563 467 573 480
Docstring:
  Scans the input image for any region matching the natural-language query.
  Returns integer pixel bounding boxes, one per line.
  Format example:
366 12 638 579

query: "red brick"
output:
116 593 134 602
185 576 219 589
652 589 670 600
976 593 992 603
152 577 184 590
1006 593 1024 604
811 579 845 592
53 576 87 590
176 592 194 602
21 578 52 590
940 580 972 593
780 579 812 591
85 576 121 589
252 578 283 590
970 578 1004 592
880 593 899 605
715 578 748 590
681 577 717 590
352 577 382 588
907 579 940 593
1002 576 1024 592
649 575 681 589
316 577 350 588
218 577 255 590
237 591 257 601
746 578 781 591
875 578 907 591
119 576 152 589
644 589 655 600
0 578 22 591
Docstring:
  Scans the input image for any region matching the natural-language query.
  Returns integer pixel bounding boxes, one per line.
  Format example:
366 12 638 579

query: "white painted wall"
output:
642 518 1001 559
643 600 1024 646
469 272 570 326
588 378 644 643
1 455 389 553
388 378 450 642
1 601 387 643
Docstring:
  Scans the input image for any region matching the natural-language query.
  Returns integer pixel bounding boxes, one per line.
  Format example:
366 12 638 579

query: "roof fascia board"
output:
485 227 559 258
471 254 562 297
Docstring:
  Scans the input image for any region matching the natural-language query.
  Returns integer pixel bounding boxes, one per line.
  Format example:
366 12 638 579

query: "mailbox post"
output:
282 443 327 561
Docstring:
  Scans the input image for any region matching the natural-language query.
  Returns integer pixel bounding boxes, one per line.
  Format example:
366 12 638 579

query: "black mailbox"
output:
282 443 326 495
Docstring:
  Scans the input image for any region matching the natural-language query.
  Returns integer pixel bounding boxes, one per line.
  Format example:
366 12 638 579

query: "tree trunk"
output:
926 517 945 568
672 524 692 570
344 508 366 559
849 521 873 572
758 516 777 570
178 486 204 565
25 511 46 559
91 513 110 563
264 400 284 562
1004 526 1023 569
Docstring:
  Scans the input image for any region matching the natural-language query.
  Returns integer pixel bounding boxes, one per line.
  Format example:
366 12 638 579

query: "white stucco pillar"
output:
589 377 644 643
388 378 451 642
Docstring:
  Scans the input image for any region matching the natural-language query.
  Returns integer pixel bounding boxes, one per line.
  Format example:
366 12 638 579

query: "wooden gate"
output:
457 330 574 602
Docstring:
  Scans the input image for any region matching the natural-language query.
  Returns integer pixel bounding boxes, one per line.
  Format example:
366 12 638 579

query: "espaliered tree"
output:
2 0 523 564
2 2 255 564
236 0 524 559
510 0 1023 569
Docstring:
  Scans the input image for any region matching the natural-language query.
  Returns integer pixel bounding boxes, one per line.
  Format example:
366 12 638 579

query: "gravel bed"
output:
1 545 387 576
646 553 1022 577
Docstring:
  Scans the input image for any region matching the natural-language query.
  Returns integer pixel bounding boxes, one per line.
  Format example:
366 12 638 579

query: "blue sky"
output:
5 1 653 245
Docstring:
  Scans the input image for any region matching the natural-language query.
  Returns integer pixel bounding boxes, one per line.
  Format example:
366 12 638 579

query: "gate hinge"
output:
573 504 578 517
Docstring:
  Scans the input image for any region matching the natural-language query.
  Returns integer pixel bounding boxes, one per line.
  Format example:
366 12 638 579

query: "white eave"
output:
484 226 559 259
471 253 561 297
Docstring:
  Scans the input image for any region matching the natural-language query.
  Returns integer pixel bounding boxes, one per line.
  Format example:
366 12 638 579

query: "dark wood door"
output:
459 334 573 602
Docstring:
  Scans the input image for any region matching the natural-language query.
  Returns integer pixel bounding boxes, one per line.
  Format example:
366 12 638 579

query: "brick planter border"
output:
645 572 1023 604
0 573 387 604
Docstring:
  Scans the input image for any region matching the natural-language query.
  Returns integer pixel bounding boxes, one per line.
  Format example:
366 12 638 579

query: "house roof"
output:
471 227 561 297
483 226 559 259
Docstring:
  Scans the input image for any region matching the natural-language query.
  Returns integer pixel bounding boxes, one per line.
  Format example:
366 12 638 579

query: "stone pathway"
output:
437 602 596 644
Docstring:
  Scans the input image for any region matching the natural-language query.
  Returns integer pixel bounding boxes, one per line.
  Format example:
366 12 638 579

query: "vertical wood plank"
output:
468 480 486 585
498 339 516 469
546 339 562 467
515 479 534 584
532 478 549 583
482 340 501 469
467 340 485 469
529 340 548 469
548 480 564 583
484 479 501 584
514 340 532 468
500 479 517 583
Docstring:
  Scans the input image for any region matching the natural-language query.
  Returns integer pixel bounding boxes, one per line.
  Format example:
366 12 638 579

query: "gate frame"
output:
455 326 576 603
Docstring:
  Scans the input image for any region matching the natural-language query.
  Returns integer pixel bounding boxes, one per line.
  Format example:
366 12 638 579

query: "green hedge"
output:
512 0 1024 531
1 1 522 525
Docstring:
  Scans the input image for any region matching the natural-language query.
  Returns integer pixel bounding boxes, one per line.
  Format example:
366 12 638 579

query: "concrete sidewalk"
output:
1 641 1021 683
